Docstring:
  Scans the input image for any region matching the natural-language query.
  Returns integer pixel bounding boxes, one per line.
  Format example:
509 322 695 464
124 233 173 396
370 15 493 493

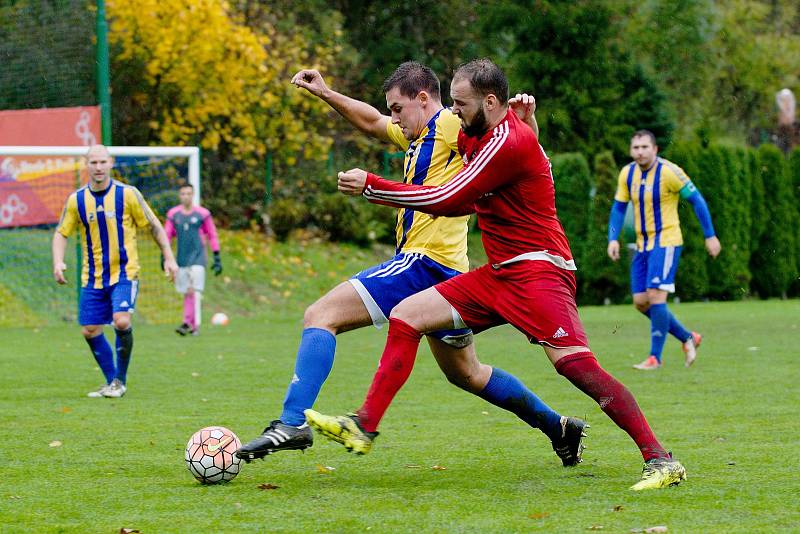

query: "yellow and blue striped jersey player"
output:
52 144 178 398
607 130 721 371
236 63 588 468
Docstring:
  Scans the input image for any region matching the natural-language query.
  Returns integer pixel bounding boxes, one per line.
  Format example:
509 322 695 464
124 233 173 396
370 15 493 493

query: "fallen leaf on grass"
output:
191 372 200 377
257 483 279 490
404 465 422 469
430 465 447 471
316 465 335 474
587 526 604 530
528 512 550 519
60 407 72 414
612 505 623 512
481 411 489 415
630 527 667 533
49 441 62 448
9 495 21 499
119 529 140 533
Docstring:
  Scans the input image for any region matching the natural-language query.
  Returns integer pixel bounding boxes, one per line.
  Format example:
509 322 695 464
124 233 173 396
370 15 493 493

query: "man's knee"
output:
303 299 327 328
388 300 421 326
113 315 131 331
81 325 101 338
634 300 650 313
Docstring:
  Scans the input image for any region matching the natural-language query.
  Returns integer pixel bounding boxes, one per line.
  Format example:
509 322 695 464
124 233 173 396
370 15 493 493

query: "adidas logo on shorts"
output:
553 327 568 338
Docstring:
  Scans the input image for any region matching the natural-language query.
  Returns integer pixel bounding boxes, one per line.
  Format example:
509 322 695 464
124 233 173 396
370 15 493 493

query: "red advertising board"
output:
0 106 100 228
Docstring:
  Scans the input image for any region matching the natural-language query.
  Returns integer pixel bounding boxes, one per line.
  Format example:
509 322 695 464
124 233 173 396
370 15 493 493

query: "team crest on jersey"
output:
88 212 95 222
104 210 116 219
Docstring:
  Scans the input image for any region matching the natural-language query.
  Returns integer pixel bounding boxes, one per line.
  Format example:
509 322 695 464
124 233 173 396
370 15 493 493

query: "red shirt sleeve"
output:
363 122 517 216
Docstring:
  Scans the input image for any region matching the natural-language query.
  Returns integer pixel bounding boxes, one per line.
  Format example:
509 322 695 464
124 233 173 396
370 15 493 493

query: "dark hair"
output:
382 61 441 100
453 58 509 105
632 129 658 146
179 183 194 190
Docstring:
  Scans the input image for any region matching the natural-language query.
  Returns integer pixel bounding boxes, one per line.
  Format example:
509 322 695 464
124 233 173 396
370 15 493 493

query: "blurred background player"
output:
607 130 721 370
235 63 587 467
315 58 685 490
165 184 222 336
52 144 178 398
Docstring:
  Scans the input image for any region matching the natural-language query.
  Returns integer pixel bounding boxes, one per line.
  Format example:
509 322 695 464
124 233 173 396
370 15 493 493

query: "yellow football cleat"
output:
630 455 687 491
304 409 378 455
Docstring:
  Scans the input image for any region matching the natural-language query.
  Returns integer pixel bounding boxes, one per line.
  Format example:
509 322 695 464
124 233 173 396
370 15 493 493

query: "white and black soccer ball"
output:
185 426 242 484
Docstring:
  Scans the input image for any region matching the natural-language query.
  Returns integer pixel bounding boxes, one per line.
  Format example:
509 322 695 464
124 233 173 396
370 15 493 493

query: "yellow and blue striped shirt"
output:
56 180 155 288
615 157 693 252
386 108 469 272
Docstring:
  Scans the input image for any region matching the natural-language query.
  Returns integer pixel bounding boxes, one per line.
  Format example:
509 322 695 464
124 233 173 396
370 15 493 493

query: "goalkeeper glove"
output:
212 251 223 276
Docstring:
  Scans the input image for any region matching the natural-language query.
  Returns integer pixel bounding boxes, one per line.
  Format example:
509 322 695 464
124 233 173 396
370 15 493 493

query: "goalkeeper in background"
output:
52 144 178 398
165 184 222 336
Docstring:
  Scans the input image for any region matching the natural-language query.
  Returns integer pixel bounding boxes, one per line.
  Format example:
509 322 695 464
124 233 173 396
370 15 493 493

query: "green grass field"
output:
2 299 798 532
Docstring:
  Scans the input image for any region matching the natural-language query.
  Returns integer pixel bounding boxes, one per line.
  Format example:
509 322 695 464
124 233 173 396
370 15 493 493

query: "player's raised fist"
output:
291 69 329 97
509 93 536 121
338 169 368 196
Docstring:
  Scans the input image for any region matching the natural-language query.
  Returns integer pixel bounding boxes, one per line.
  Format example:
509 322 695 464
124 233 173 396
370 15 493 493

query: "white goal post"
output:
0 145 202 203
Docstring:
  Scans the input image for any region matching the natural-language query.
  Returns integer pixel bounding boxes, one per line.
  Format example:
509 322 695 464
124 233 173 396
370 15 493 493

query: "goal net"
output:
0 146 201 327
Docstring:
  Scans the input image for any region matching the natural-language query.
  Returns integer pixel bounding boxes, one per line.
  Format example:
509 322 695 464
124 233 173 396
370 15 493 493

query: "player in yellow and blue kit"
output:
607 130 721 370
237 63 587 466
52 145 178 397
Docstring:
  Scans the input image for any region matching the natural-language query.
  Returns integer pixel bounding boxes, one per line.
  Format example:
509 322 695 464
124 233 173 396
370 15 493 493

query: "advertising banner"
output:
0 106 100 227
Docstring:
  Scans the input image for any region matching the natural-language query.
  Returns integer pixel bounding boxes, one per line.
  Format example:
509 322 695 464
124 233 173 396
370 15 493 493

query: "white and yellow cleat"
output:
304 409 377 455
630 455 687 491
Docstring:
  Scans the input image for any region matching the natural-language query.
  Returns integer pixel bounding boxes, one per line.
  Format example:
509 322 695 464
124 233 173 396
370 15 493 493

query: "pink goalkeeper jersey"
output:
165 205 220 267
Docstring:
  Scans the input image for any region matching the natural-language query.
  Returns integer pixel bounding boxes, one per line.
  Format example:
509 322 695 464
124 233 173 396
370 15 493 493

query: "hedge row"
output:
552 144 799 303
268 143 799 303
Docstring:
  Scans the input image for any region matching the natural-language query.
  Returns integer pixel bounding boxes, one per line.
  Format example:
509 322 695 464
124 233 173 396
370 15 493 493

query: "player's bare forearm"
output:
150 222 175 262
52 232 69 284
528 115 539 137
291 69 390 142
326 92 390 142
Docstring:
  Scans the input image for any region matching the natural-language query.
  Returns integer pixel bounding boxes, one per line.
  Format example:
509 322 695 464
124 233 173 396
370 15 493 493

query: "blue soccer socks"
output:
280 328 336 426
642 306 693 347
86 333 115 383
648 304 670 362
478 367 562 441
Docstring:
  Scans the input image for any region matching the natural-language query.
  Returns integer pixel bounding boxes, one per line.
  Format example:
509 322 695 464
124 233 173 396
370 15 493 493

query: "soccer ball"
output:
211 312 229 326
185 426 242 484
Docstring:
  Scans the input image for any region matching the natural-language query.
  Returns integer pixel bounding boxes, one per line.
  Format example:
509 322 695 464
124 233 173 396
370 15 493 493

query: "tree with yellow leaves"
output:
108 0 343 225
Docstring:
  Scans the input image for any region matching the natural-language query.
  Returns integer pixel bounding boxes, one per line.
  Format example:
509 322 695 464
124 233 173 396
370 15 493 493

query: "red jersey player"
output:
306 58 686 491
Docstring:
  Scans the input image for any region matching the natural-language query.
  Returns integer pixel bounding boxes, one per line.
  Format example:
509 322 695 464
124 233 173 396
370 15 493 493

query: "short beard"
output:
462 107 489 138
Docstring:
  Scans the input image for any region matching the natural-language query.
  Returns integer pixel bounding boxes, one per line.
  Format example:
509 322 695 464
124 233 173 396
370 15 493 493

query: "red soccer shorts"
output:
434 260 589 348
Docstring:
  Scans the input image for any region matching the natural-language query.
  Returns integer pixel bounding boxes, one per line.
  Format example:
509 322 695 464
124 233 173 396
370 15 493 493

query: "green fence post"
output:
96 0 112 145
74 159 82 306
